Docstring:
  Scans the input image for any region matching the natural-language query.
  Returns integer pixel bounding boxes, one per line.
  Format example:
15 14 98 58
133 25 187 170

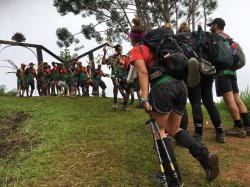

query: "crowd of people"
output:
14 16 250 186
126 17 250 186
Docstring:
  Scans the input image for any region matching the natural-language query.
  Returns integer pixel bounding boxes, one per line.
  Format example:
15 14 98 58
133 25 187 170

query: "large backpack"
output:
230 42 246 70
142 26 188 80
201 32 233 70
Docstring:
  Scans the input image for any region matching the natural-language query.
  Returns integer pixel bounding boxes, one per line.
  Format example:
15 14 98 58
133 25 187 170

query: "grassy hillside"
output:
0 96 250 187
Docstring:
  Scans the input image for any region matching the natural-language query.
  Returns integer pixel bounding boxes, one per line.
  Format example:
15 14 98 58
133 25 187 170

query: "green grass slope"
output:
0 96 250 186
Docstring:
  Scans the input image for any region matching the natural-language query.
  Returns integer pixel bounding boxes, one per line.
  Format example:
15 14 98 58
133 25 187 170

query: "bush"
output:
0 85 6 96
6 89 18 97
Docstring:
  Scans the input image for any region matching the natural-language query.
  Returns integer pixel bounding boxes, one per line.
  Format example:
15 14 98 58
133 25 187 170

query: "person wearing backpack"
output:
208 18 250 137
177 21 226 144
129 17 219 186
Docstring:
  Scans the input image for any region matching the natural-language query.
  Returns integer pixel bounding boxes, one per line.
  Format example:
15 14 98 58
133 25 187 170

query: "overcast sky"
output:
0 0 250 99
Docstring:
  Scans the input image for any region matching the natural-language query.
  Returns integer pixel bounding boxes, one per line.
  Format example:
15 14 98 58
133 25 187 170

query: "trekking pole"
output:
146 118 182 187
146 118 168 187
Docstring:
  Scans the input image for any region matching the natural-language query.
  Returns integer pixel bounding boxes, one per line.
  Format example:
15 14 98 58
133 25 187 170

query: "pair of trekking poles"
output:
146 118 182 187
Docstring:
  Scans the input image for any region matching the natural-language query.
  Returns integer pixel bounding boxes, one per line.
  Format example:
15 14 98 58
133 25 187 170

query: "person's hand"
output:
164 53 171 59
142 102 152 113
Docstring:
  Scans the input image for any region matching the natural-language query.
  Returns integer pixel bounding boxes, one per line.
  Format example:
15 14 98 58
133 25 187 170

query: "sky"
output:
0 0 250 99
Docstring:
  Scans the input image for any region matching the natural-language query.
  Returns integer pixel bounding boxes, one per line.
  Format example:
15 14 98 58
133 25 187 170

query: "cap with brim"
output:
21 63 26 66
207 18 225 27
29 62 35 65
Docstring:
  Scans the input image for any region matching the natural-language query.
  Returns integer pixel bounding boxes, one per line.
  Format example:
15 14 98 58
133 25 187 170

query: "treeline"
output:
0 85 18 97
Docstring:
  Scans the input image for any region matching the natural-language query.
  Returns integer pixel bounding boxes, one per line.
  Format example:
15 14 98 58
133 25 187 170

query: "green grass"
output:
0 96 250 186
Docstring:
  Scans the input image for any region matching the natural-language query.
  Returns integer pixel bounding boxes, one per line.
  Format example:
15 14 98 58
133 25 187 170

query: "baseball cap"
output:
29 62 35 66
207 18 225 27
21 63 26 67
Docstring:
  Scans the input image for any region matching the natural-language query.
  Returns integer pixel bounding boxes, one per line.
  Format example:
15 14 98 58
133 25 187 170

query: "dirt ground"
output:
0 111 30 158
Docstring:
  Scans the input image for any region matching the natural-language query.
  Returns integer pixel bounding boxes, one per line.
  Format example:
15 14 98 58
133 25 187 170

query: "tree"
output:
58 48 78 66
0 84 7 96
53 0 218 46
11 32 26 42
180 0 218 31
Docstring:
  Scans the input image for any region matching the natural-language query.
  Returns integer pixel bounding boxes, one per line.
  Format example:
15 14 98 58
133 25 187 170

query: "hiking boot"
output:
215 132 225 143
122 106 131 111
244 127 250 136
224 126 246 138
112 103 118 109
154 172 184 187
101 93 107 97
193 132 204 145
200 152 219 183
187 58 200 88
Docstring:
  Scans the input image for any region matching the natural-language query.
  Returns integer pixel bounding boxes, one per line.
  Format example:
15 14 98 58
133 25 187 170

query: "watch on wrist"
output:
140 98 149 105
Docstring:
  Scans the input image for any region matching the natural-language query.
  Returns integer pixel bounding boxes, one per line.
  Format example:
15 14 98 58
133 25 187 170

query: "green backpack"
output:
205 33 233 70
230 42 246 70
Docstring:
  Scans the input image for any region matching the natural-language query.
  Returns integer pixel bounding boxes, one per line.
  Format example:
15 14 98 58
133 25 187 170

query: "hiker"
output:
67 59 77 97
92 64 107 97
51 62 59 96
45 64 52 96
25 62 37 97
177 21 226 143
209 18 250 137
112 55 132 110
128 17 219 186
76 62 88 96
16 63 27 97
57 63 68 96
84 65 93 96
102 44 129 109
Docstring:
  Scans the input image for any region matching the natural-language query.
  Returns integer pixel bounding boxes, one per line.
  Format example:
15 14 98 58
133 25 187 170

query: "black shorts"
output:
149 79 187 114
215 74 239 97
28 81 35 90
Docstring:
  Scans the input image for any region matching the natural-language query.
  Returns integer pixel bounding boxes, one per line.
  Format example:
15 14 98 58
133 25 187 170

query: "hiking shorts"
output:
149 79 187 115
58 80 67 88
215 74 239 97
67 77 76 87
28 81 35 90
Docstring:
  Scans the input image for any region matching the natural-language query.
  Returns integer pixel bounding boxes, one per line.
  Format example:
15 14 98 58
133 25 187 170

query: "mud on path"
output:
0 111 32 159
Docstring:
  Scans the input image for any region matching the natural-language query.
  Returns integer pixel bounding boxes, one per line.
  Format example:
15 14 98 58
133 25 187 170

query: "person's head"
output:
98 64 102 69
52 62 56 67
177 21 191 33
114 44 123 54
43 62 48 67
207 18 225 33
128 17 146 46
29 62 35 67
21 63 26 69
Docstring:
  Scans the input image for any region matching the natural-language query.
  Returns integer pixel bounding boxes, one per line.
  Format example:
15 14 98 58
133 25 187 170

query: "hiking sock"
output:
234 120 244 128
130 96 134 104
194 123 203 135
214 123 223 134
123 101 128 109
157 138 182 185
175 129 207 158
180 108 188 130
241 113 250 127
114 94 118 103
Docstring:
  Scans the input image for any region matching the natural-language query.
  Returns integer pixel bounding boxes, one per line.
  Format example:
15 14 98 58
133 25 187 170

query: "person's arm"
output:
134 59 151 112
102 47 107 64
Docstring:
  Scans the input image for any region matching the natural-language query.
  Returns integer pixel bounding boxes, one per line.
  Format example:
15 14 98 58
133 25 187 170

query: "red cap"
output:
21 63 26 67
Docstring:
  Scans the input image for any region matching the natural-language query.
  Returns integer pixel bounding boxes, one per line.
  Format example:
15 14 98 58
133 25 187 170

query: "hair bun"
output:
132 17 141 26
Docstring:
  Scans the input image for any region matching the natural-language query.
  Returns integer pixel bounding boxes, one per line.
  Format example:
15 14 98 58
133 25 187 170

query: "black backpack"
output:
142 26 188 80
